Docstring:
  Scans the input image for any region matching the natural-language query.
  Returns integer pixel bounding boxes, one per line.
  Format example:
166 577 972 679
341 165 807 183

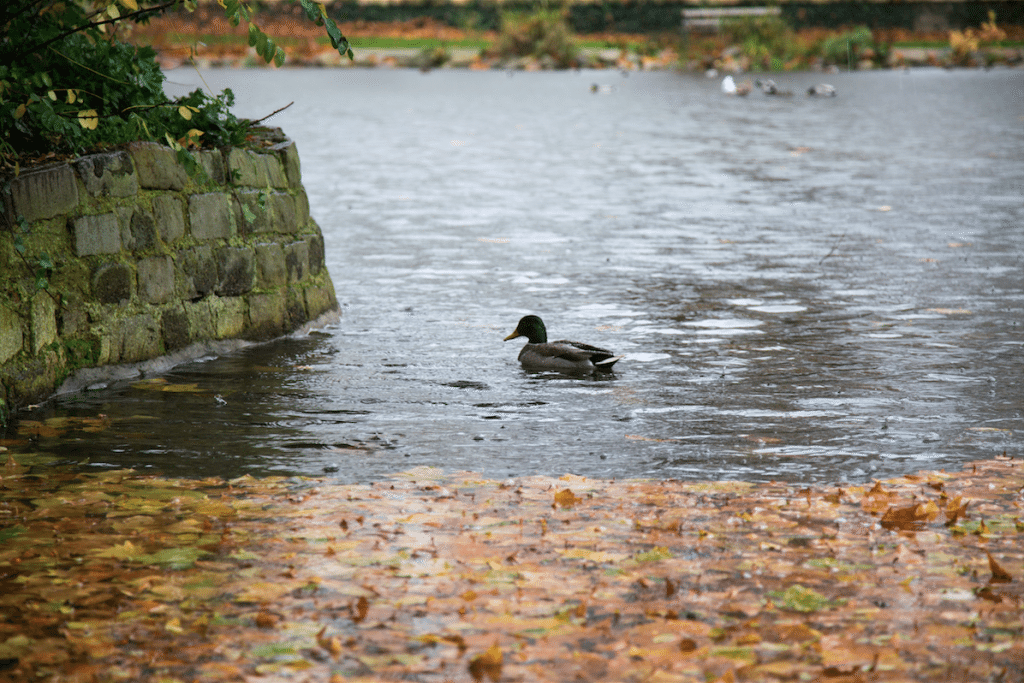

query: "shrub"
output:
493 8 579 68
722 15 799 70
819 25 876 68
0 0 351 168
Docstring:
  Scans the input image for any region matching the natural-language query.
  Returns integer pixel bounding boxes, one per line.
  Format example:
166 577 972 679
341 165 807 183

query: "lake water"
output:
15 67 1024 484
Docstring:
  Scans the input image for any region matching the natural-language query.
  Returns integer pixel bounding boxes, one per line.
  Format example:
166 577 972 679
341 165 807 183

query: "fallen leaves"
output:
0 456 1021 682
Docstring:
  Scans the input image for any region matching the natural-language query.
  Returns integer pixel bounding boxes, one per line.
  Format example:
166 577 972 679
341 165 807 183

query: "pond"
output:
15 67 1024 484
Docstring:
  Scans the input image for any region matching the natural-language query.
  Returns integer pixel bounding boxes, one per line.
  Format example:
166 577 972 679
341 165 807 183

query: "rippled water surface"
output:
18 68 1024 483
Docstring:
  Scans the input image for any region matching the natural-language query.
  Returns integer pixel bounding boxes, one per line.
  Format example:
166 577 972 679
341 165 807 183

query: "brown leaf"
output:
987 552 1014 583
352 595 370 623
976 586 1003 603
468 642 503 683
880 503 936 531
944 497 969 526
255 611 278 628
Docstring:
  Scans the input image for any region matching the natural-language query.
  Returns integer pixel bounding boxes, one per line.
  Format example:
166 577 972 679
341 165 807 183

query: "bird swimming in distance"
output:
807 83 837 97
503 315 623 373
722 75 752 96
755 78 792 96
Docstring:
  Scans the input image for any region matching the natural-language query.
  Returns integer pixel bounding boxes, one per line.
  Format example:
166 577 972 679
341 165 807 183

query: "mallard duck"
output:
503 315 623 373
755 79 792 97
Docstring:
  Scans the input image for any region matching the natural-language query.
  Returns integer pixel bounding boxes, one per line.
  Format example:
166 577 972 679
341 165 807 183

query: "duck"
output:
755 79 793 96
503 315 623 373
722 75 752 96
807 83 837 97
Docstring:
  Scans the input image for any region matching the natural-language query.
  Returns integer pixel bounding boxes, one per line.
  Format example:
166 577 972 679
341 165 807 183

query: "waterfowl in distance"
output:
503 315 623 373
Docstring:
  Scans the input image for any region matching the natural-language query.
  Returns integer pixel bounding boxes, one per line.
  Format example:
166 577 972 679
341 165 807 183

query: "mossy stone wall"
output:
0 129 339 422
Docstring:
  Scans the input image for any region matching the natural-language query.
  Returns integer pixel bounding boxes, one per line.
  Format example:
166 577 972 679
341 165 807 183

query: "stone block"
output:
216 247 255 296
214 297 246 340
304 279 338 320
236 191 301 236
196 149 226 185
153 195 185 243
161 309 190 351
270 140 302 188
286 286 308 328
92 262 134 304
73 213 121 256
285 241 309 283
235 190 273 235
188 192 233 241
74 151 138 197
184 299 217 341
119 314 161 363
246 292 287 340
1 348 63 408
307 234 325 275
178 246 217 300
138 256 174 305
9 164 79 222
271 193 298 234
296 190 311 229
255 243 287 288
129 210 158 251
128 141 187 190
60 302 89 338
115 206 133 249
226 148 288 189
30 292 57 354
0 306 23 364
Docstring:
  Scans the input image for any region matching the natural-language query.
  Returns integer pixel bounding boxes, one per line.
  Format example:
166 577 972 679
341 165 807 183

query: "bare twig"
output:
248 102 295 125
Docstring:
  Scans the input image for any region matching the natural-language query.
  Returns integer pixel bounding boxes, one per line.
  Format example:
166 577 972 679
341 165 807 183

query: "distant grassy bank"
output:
129 11 1024 71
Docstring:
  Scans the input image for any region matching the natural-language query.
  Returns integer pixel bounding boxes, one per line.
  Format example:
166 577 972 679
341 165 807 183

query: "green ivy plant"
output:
0 0 352 169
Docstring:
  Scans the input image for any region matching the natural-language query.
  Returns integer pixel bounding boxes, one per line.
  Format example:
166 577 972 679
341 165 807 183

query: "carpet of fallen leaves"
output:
1 445 1022 682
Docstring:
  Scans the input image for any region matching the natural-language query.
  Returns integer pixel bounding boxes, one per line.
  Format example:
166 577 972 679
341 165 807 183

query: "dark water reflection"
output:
13 68 1024 483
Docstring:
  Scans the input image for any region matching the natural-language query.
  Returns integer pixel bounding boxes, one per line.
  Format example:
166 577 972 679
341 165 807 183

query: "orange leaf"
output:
554 488 580 508
880 503 936 531
987 552 1014 583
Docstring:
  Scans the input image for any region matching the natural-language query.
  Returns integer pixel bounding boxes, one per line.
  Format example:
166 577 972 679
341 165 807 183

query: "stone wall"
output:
0 129 339 422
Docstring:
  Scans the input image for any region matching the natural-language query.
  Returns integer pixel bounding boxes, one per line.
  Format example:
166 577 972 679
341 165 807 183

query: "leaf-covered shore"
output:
1 449 1021 682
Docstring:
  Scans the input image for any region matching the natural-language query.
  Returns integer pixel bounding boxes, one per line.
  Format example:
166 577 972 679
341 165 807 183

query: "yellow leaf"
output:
106 3 119 19
554 488 579 508
77 109 99 130
119 0 139 10
14 104 26 119
47 90 56 101
67 90 77 104
93 540 145 560
178 105 193 121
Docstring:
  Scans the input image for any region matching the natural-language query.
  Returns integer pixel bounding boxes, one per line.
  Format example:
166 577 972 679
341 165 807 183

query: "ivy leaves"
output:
1 0 352 165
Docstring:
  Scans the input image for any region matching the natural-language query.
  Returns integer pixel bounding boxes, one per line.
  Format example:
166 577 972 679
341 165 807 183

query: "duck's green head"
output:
504 315 547 344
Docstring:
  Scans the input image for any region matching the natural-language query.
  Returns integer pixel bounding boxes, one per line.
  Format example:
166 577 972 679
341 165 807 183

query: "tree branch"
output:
10 1 178 64
248 102 294 125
